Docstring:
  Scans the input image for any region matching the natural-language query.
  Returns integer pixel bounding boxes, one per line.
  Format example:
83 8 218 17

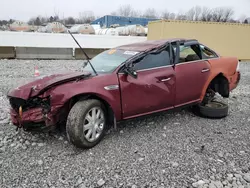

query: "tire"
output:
193 100 229 119
66 99 107 149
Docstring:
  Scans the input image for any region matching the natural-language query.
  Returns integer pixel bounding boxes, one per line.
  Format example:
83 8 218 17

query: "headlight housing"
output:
9 96 50 112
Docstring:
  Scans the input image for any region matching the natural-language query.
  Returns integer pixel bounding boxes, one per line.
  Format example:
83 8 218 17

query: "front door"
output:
118 49 175 119
174 43 211 106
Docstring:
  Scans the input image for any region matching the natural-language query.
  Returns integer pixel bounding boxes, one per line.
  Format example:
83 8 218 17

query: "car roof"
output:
115 38 197 52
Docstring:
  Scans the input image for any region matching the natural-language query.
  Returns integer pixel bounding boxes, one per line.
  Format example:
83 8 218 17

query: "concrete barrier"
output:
0 46 15 59
75 48 109 59
16 47 73 60
0 31 147 48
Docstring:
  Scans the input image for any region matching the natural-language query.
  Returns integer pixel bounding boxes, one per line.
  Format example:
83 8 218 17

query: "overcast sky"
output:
1 0 250 21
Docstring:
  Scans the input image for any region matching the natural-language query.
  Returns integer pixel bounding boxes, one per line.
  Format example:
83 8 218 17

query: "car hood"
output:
7 71 91 100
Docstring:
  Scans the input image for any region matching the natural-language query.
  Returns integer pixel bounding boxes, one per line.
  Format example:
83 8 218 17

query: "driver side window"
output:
133 49 171 71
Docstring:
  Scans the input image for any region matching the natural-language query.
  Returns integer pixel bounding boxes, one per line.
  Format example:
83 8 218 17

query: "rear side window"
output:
179 44 201 63
200 45 218 59
133 50 171 71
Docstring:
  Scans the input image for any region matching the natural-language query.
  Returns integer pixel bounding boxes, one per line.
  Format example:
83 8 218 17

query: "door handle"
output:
161 77 171 82
201 68 210 73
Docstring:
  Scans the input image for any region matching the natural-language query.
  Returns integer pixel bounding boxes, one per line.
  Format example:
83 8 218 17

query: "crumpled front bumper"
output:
10 105 63 130
10 108 44 125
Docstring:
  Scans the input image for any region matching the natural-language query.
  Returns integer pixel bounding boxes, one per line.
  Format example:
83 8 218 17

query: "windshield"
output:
83 49 140 73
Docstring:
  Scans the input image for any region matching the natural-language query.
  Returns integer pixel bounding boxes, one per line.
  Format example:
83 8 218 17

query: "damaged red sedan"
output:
7 38 240 148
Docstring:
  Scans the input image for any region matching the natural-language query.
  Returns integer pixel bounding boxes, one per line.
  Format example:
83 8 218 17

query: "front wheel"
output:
192 100 229 119
66 99 107 149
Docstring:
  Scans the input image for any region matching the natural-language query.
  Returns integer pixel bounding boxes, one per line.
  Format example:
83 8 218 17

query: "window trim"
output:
136 64 173 72
117 64 174 75
175 59 210 66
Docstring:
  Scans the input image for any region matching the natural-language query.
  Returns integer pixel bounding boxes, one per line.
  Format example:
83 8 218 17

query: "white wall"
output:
0 31 147 48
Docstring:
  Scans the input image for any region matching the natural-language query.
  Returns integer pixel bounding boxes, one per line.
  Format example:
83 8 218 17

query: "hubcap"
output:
83 107 105 142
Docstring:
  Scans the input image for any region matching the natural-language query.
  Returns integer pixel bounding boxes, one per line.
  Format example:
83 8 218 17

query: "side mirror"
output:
124 66 138 79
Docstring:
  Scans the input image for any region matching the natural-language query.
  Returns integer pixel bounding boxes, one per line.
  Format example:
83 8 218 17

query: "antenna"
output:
67 29 98 76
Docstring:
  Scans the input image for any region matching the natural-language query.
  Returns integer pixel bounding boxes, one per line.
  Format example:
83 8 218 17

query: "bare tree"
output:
212 7 234 22
143 8 158 18
161 10 170 19
183 6 234 22
194 6 202 21
28 17 36 25
186 8 195 21
176 14 187 20
118 4 132 17
243 17 250 24
169 13 176 20
176 11 187 20
111 4 141 17
49 16 54 22
186 6 202 21
110 11 117 16
0 20 9 26
131 10 141 17
53 7 60 21
222 8 234 22
238 15 248 23
228 19 240 23
65 17 76 25
115 4 134 17
28 16 46 25
200 7 213 22
78 11 95 23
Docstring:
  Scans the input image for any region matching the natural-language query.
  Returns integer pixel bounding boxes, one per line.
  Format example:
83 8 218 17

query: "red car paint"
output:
7 38 240 129
174 60 211 106
118 66 175 118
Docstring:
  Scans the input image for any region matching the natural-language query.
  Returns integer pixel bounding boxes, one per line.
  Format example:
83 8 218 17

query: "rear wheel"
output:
66 99 107 149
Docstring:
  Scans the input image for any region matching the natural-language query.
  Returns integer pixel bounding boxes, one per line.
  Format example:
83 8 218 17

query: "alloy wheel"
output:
83 107 105 142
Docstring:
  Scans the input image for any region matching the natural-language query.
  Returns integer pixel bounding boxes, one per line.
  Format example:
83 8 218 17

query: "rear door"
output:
118 47 175 119
174 42 211 106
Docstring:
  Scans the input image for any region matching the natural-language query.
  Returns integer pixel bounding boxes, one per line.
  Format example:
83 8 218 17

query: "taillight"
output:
236 60 240 71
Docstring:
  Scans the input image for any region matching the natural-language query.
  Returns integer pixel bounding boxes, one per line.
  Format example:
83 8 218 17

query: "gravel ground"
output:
0 59 250 188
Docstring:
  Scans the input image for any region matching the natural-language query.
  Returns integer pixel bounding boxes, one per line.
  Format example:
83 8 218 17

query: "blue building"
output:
91 15 160 28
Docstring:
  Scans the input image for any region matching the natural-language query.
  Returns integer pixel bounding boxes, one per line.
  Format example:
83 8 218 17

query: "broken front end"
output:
9 96 63 131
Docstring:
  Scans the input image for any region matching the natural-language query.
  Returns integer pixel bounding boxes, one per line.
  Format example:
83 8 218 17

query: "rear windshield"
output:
83 49 140 73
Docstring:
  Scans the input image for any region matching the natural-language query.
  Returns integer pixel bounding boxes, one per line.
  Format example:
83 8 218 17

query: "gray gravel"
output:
0 59 250 188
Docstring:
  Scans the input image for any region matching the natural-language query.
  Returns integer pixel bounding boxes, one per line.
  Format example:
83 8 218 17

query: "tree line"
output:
111 5 250 23
0 4 249 26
